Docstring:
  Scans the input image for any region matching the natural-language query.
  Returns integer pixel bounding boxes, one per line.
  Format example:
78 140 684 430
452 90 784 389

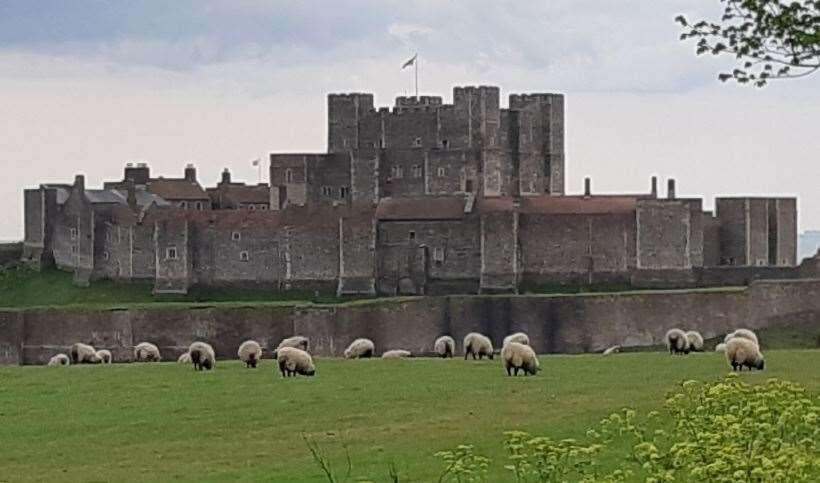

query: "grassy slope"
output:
1 351 819 482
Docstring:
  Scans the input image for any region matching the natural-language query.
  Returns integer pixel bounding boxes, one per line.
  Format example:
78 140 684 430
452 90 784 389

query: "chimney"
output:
221 168 231 185
124 162 150 185
74 174 85 193
584 177 591 197
667 178 676 200
126 179 137 209
650 176 658 198
184 163 197 183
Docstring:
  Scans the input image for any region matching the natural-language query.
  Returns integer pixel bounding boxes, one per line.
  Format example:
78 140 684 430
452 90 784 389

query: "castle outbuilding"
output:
22 86 799 294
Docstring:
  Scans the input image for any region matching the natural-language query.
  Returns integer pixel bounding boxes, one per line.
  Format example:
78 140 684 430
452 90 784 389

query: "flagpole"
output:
414 55 419 98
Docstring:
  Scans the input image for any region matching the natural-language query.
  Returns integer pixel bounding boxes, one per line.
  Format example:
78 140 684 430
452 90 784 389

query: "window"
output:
413 137 422 147
409 230 416 241
249 205 256 211
70 228 78 240
412 165 422 178
195 201 203 211
433 247 445 264
339 186 350 199
285 168 293 183
437 167 446 178
321 186 333 197
180 201 188 209
441 139 449 149
231 231 241 241
71 245 77 254
103 251 110 261
380 138 386 149
392 166 404 179
240 251 250 262
166 246 178 260
260 205 268 211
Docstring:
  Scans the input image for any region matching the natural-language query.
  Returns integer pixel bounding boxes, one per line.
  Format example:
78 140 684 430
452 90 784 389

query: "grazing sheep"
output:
70 343 102 364
237 340 262 368
177 352 192 364
188 341 216 371
434 335 455 358
503 332 530 347
275 336 309 358
96 349 112 364
725 337 765 371
47 353 70 366
724 328 759 347
381 349 412 359
344 338 375 359
715 343 727 353
501 342 540 376
463 332 494 360
685 331 704 352
665 329 690 355
602 345 621 356
277 347 315 377
133 342 161 362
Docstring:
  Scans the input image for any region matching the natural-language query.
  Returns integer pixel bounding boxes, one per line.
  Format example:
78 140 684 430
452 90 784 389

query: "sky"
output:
1 0 818 241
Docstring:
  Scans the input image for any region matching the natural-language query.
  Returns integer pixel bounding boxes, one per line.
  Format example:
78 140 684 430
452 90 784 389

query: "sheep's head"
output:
756 358 765 370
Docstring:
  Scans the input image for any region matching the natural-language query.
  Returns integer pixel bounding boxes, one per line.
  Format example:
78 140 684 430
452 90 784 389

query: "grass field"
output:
1 350 819 482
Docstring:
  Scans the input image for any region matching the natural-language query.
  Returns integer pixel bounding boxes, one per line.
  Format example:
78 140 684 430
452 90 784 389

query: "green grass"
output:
1 350 818 482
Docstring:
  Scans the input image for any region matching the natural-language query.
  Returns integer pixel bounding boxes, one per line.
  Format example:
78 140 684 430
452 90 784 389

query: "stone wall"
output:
3 278 816 365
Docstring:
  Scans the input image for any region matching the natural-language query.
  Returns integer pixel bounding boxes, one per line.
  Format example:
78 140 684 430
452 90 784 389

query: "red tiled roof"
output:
477 195 637 215
208 184 270 206
147 178 209 201
376 196 467 220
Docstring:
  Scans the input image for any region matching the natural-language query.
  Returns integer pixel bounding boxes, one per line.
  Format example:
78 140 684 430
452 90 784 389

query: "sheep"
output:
237 340 262 368
47 353 70 366
70 343 102 364
503 332 530 347
725 337 765 371
463 332 494 360
381 349 412 359
344 338 375 359
724 328 759 347
715 343 727 353
602 345 621 356
188 341 216 371
177 352 192 364
96 349 112 364
277 347 315 377
685 331 704 352
664 328 690 355
275 336 309 358
501 342 540 376
133 342 161 362
434 335 455 358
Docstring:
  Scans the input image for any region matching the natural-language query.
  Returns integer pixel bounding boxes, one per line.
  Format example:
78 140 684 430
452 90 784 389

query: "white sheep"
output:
277 347 315 377
70 343 102 364
503 332 530 347
463 332 494 360
664 328 690 355
725 337 765 371
133 342 161 362
275 335 309 357
96 349 113 364
47 353 70 366
602 345 621 356
344 338 375 359
188 341 216 371
501 342 540 376
714 343 727 353
685 331 704 352
237 340 262 368
434 335 455 358
724 328 759 347
381 349 412 359
177 352 192 364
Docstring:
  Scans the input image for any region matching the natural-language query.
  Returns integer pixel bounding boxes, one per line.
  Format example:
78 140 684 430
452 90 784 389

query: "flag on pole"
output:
402 54 417 69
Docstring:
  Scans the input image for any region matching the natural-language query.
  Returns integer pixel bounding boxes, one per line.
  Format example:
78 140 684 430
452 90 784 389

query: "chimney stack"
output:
667 178 676 200
74 174 85 193
124 162 150 185
126 179 137 209
584 177 591 197
221 168 231 185
651 176 658 198
184 163 197 183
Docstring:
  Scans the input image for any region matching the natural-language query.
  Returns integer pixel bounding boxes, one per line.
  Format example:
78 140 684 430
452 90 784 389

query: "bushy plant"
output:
435 444 490 483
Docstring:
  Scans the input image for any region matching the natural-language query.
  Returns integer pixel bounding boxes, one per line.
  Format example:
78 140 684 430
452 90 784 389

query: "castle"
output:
21 86 799 295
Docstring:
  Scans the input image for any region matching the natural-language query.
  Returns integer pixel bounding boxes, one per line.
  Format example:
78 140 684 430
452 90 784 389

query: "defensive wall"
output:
0 278 817 365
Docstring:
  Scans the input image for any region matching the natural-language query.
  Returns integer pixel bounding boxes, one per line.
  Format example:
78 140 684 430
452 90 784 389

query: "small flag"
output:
251 159 260 167
402 54 417 69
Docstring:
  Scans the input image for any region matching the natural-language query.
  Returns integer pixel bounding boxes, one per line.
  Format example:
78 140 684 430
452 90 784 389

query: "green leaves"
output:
677 0 820 86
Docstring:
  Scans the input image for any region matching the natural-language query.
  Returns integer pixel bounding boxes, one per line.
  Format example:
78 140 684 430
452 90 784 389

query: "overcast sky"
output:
1 0 818 241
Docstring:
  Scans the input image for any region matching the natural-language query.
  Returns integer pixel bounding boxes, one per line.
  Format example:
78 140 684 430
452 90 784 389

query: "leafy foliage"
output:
437 376 820 481
676 0 820 86
435 445 491 483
